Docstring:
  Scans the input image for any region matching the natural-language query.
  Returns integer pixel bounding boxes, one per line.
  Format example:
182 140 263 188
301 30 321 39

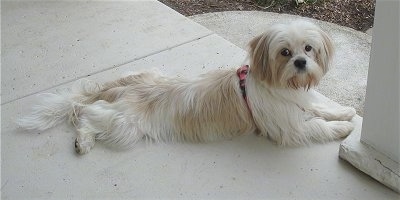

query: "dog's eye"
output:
305 45 312 52
281 49 291 57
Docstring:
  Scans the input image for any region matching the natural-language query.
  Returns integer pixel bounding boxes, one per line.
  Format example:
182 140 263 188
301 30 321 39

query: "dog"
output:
18 20 356 154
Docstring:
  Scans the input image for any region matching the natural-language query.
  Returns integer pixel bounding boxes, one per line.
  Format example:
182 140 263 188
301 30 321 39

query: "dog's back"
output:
18 69 256 154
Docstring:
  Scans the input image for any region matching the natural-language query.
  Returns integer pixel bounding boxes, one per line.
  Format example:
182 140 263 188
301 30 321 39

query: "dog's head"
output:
248 20 334 90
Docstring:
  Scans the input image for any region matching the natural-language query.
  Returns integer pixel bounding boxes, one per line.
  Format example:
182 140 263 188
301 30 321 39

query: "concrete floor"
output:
2 1 399 199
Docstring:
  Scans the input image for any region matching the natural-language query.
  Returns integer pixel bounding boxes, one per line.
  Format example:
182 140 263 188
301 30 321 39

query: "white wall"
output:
360 0 400 163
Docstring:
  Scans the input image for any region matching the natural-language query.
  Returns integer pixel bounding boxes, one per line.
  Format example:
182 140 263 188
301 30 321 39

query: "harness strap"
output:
237 65 251 110
237 65 261 135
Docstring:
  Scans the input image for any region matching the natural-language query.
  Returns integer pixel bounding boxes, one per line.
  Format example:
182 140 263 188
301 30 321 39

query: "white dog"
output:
19 20 356 154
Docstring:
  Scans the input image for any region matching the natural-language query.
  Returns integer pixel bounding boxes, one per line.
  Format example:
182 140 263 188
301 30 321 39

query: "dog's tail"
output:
18 70 163 131
17 80 106 131
17 92 78 131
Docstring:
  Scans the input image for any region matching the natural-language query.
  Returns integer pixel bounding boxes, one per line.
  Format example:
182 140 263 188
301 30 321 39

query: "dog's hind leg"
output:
77 71 163 105
75 123 96 155
74 100 144 154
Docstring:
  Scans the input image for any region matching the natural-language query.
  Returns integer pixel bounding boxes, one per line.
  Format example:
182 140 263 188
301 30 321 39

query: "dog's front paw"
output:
327 121 354 138
336 106 356 121
311 104 356 121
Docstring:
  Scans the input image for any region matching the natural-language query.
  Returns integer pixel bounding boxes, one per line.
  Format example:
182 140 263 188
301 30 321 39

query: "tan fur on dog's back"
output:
172 70 255 142
71 70 256 143
118 70 256 142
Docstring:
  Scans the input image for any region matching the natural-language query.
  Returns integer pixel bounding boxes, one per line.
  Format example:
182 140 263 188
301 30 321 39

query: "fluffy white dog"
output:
19 20 356 154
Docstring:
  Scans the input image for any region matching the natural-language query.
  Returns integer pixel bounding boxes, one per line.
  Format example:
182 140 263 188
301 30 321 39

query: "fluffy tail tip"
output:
17 92 74 131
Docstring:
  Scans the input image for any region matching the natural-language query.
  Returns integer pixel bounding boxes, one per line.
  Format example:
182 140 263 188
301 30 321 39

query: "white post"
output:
361 1 400 163
339 0 400 193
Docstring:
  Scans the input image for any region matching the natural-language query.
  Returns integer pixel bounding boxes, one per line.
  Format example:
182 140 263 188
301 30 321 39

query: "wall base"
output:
339 126 400 193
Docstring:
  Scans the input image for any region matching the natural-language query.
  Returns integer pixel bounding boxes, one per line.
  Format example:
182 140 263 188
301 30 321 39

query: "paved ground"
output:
2 1 399 199
191 11 372 116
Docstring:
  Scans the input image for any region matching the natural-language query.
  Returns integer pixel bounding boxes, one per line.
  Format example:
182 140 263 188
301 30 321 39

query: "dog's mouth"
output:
287 73 317 90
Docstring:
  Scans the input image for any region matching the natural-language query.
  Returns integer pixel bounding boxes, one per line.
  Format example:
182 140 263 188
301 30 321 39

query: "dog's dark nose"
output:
294 59 307 70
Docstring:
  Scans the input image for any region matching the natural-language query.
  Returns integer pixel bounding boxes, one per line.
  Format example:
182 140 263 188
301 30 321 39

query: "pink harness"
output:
237 65 260 134
237 65 251 111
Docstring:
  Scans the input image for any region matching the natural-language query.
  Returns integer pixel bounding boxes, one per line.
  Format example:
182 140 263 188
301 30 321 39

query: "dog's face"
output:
249 20 334 90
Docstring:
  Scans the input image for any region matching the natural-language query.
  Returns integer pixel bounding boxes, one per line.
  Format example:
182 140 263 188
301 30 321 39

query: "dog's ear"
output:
316 29 335 74
248 33 274 84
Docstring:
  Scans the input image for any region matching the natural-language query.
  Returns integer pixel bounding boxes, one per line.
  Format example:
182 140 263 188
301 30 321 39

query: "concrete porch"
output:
1 1 399 199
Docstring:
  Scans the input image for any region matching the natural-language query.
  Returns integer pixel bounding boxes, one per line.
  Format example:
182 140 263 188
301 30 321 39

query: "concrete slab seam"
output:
1 32 214 106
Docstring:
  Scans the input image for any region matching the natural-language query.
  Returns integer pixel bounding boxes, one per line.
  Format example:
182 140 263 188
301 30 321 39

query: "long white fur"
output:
17 92 75 131
18 20 356 154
